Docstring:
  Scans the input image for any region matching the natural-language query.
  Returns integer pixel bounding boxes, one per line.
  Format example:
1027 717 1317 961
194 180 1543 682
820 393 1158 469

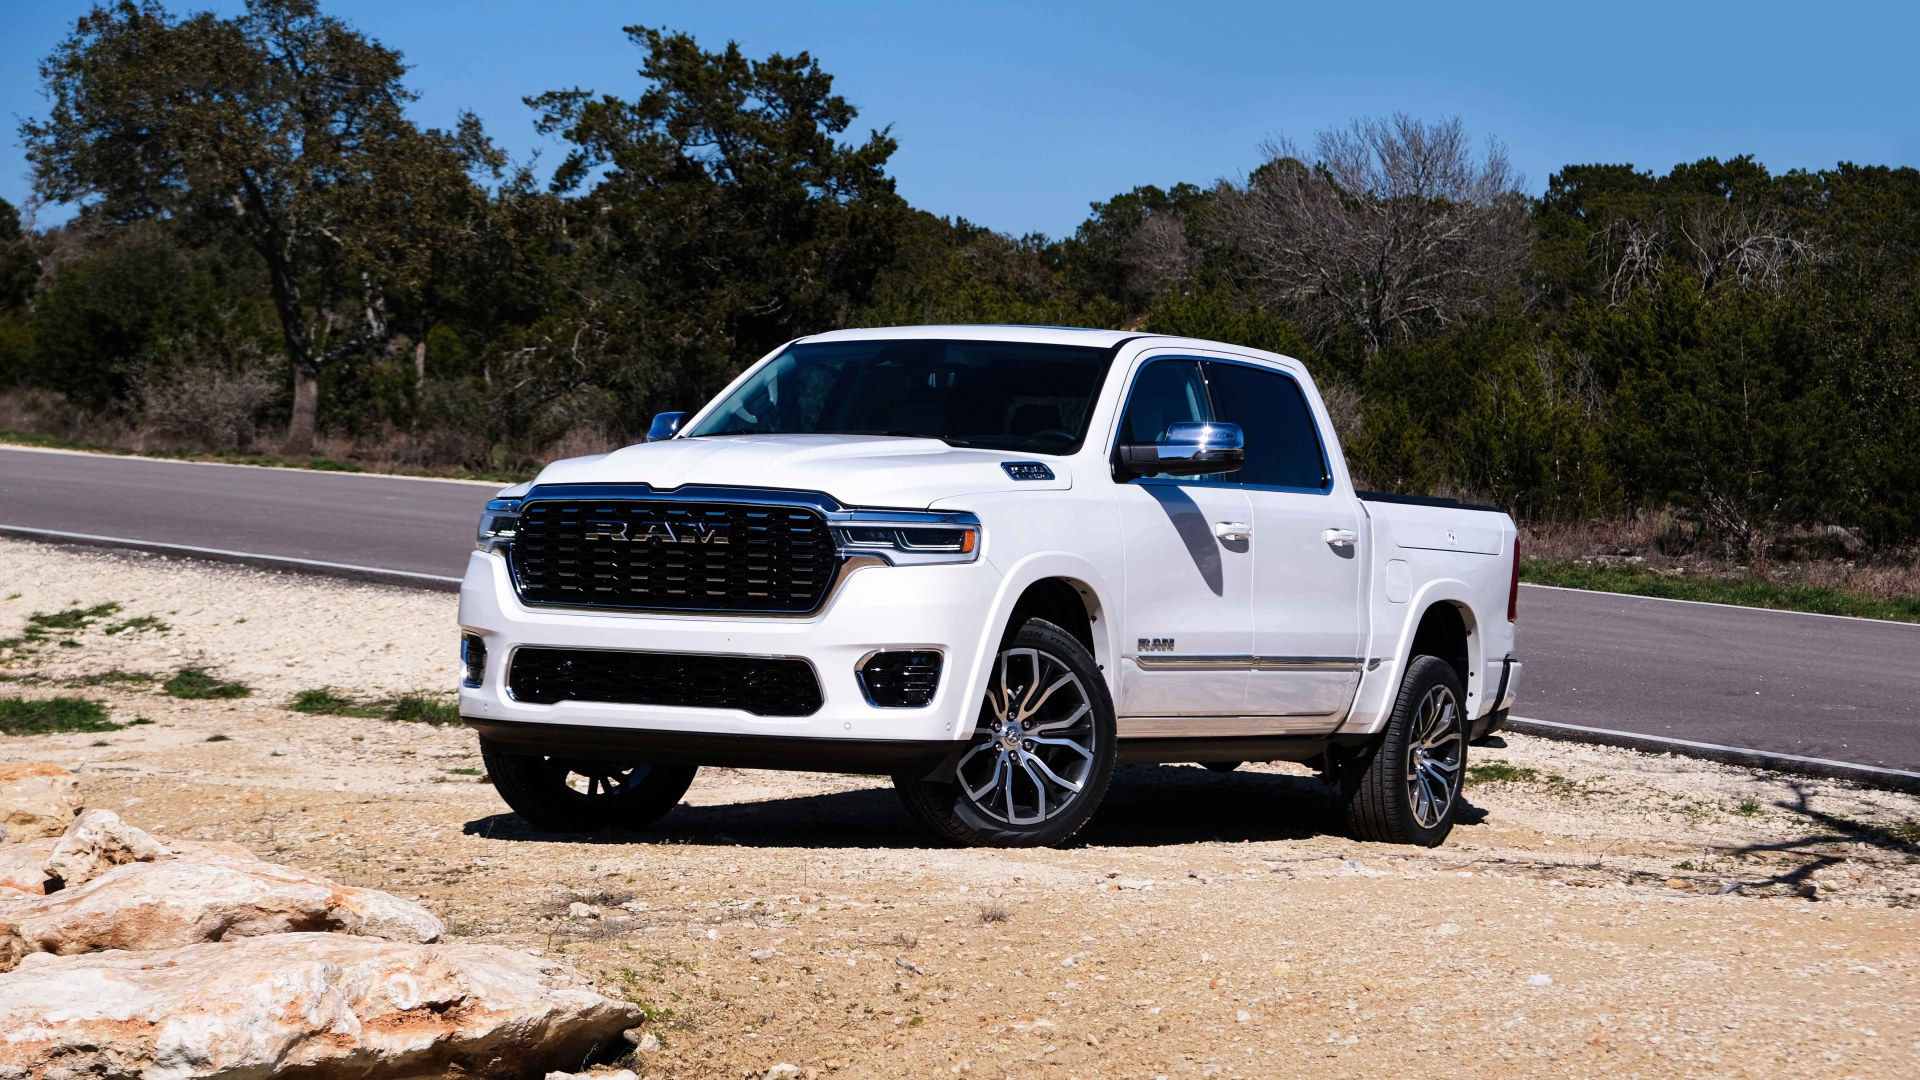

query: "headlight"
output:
476 498 522 553
830 513 980 565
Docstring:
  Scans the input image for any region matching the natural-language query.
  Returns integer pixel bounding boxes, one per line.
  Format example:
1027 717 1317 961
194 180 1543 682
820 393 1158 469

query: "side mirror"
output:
646 411 687 442
1119 421 1245 478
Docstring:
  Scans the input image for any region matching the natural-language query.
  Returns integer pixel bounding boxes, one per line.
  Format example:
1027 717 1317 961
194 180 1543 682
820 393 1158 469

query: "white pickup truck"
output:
458 326 1521 848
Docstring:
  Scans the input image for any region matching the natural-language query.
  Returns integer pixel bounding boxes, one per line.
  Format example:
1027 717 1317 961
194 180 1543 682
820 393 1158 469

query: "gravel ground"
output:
4 537 1919 1079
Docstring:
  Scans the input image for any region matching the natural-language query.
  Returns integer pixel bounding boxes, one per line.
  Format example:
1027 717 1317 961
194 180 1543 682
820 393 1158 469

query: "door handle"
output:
1214 521 1252 542
1323 528 1359 548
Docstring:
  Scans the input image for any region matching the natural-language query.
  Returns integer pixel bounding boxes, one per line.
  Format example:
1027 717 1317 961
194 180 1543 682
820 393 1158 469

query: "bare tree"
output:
1215 114 1531 354
1596 203 1822 306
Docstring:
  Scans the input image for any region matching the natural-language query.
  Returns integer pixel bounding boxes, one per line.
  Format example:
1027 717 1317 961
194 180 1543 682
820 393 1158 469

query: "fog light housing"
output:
856 650 942 708
461 634 487 688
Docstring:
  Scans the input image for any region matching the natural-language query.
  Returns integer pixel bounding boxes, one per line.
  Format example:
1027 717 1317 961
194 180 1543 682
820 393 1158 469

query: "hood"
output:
529 434 1072 508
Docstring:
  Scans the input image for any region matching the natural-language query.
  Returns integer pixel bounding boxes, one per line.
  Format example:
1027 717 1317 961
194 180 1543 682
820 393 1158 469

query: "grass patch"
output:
1734 799 1764 817
387 693 460 725
288 688 385 718
2 603 125 651
1466 760 1541 785
1465 759 1585 796
164 668 252 700
205 733 231 742
67 670 156 688
448 767 481 776
978 902 1011 924
104 615 168 635
1523 559 1920 623
0 695 120 735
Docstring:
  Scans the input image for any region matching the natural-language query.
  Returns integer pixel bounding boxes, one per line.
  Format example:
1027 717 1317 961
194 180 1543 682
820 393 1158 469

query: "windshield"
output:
683 338 1118 454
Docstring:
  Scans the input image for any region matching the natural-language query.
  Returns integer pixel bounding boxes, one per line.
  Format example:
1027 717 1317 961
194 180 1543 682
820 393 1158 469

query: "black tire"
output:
1341 655 1467 847
893 618 1117 848
480 744 697 834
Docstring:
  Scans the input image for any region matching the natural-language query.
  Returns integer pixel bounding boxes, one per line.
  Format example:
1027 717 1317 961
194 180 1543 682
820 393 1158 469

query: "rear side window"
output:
1204 362 1331 491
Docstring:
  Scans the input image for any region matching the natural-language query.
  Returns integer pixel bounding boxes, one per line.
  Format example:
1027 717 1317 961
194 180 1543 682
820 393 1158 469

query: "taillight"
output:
1507 536 1521 622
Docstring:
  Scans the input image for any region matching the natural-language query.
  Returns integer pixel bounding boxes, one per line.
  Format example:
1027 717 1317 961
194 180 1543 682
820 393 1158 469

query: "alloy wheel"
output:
1405 684 1463 829
954 646 1098 826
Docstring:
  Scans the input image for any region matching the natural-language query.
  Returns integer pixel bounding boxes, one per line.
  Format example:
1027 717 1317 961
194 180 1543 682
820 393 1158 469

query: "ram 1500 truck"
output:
459 326 1522 848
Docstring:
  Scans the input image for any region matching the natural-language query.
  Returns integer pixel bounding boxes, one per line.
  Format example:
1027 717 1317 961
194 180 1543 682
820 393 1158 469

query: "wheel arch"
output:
945 553 1117 741
1344 580 1490 735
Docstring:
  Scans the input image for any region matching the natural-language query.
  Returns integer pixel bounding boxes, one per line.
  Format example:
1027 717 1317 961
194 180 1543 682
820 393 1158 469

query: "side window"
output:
1116 359 1218 482
1205 362 1331 491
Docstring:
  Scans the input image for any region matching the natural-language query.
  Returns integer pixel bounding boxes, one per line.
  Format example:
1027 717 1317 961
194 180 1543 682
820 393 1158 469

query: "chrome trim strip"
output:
1129 655 1365 672
1118 713 1344 738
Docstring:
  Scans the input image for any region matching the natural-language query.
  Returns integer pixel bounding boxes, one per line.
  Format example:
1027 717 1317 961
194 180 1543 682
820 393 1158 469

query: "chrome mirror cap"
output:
645 411 687 442
1118 421 1246 477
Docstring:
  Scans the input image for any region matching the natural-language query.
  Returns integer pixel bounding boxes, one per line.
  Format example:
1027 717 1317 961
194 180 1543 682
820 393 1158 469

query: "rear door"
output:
1204 359 1367 724
1110 357 1253 719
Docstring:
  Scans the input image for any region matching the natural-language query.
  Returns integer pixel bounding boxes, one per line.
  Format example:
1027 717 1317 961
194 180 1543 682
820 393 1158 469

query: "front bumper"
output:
456 550 1002 749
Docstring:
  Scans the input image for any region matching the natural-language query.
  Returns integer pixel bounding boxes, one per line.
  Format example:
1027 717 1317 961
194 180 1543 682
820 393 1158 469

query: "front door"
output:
1203 359 1367 722
1111 358 1253 719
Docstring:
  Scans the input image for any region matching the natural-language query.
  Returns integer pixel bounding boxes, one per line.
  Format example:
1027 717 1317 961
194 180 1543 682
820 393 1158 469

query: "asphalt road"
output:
5 445 1917 776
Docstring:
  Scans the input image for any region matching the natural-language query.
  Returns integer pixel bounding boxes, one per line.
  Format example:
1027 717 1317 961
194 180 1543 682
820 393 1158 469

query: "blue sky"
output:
4 1 1917 238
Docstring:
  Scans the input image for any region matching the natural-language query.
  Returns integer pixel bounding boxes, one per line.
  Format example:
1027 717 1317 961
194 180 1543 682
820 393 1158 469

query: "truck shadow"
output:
461 764 1489 849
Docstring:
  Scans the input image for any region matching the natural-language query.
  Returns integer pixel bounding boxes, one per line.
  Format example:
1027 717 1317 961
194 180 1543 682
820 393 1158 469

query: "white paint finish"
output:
1242 486 1366 718
1112 482 1253 717
1385 559 1412 603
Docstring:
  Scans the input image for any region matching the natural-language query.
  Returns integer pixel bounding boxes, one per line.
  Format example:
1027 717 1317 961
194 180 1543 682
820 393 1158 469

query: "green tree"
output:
23 0 501 452
524 26 907 422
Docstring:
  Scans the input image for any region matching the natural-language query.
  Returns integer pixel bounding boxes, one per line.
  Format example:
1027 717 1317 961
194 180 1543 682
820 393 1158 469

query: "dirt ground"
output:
4 537 1919 1079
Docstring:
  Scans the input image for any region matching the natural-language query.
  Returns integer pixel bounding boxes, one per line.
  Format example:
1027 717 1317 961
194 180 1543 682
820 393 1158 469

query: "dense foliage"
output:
7 2 1919 551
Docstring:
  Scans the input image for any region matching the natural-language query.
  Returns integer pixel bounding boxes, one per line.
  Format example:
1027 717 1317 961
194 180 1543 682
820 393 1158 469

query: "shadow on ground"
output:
463 763 1490 850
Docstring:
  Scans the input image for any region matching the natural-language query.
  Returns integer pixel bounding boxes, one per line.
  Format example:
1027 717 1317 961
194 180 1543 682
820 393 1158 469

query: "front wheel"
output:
480 745 697 834
893 618 1116 848
1341 656 1467 847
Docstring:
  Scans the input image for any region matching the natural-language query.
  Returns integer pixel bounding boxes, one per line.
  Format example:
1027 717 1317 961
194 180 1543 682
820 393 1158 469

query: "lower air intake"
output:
857 650 943 708
507 648 823 717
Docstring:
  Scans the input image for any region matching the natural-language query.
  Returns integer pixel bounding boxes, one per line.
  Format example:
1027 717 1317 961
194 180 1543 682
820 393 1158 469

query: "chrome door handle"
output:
1214 521 1252 542
1323 528 1359 548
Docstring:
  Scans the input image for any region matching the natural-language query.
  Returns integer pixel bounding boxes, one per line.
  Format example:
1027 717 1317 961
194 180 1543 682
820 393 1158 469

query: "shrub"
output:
0 695 119 734
387 694 460 725
164 668 251 699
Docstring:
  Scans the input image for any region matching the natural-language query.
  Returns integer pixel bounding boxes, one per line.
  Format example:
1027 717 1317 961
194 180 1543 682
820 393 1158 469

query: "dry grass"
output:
1523 516 1920 602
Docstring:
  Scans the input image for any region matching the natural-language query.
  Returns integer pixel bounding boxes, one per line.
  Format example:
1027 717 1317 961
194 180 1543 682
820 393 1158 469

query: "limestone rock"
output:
45 807 172 888
0 933 642 1078
0 763 81 842
0 839 57 894
1 843 443 970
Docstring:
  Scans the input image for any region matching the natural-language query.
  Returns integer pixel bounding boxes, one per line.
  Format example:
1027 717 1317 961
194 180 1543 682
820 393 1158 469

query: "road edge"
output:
1505 716 1920 795
0 524 463 593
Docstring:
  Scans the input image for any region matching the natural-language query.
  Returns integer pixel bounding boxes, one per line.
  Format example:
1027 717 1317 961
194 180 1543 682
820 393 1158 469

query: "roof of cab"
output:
797 324 1145 348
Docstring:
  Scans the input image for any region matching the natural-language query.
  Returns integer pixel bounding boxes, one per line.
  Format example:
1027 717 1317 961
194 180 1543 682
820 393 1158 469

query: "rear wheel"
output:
480 745 697 833
894 618 1116 848
1341 656 1467 847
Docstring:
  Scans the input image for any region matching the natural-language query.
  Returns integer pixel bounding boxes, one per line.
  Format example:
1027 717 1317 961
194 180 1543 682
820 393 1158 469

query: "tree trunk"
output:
286 365 320 455
414 337 428 388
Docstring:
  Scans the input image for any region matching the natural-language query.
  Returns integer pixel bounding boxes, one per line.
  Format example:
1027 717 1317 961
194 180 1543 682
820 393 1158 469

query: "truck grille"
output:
507 647 823 717
510 498 838 613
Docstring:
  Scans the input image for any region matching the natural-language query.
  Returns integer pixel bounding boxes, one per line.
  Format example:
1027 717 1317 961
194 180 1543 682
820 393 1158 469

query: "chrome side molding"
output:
1129 655 1365 673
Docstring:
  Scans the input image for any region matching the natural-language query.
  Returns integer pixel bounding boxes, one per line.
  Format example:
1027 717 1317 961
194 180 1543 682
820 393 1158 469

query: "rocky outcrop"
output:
0 839 56 894
0 763 81 842
1 840 444 971
44 807 172 888
0 934 643 1079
